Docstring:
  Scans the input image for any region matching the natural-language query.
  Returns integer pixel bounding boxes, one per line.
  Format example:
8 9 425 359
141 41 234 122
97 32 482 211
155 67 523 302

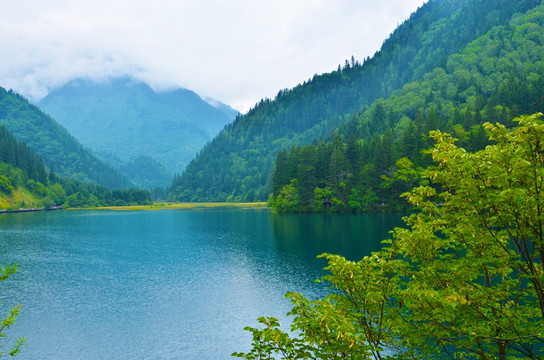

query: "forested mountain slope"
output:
169 0 540 202
0 123 62 209
269 3 544 212
38 78 237 180
0 87 132 189
0 121 151 209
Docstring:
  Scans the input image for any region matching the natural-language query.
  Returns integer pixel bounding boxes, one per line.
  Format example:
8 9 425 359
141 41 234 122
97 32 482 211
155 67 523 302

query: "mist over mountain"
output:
38 77 238 187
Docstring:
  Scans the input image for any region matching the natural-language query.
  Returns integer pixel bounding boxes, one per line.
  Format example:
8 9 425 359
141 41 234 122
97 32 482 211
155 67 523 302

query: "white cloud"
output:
0 0 426 112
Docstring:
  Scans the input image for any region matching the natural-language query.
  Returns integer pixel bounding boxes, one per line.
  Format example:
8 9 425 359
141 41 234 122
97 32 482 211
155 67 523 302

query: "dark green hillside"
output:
0 121 151 208
0 124 48 185
0 87 132 189
38 78 237 178
0 122 151 209
170 0 539 202
269 3 544 212
0 123 63 209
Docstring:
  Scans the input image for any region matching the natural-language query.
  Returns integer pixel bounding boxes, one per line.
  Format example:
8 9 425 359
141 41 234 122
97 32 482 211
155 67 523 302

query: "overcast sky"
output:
0 0 427 113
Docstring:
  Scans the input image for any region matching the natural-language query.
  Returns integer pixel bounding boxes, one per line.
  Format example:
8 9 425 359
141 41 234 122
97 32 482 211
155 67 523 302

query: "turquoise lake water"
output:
0 209 404 359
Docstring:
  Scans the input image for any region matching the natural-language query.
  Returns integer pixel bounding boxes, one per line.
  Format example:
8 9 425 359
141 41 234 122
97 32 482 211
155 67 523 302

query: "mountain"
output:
267 1 544 212
38 77 238 186
169 0 540 202
0 119 152 209
0 87 132 189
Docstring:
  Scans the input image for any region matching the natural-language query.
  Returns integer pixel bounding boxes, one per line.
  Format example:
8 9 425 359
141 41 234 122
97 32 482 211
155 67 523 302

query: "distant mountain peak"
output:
38 76 237 187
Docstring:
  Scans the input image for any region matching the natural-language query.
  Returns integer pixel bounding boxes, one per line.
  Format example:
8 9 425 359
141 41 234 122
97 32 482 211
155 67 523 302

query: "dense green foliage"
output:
0 159 151 209
53 174 152 208
0 123 66 208
0 120 151 209
170 0 540 202
235 113 544 360
269 2 544 212
0 124 48 186
0 160 67 210
269 135 424 213
38 78 237 179
58 178 151 209
0 87 132 189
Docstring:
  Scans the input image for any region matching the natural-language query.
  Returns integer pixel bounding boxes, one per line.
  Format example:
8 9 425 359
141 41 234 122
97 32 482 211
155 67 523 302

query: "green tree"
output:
271 150 290 197
380 157 423 209
0 264 25 356
345 133 362 188
296 147 318 209
271 179 300 213
234 113 544 359
328 136 349 202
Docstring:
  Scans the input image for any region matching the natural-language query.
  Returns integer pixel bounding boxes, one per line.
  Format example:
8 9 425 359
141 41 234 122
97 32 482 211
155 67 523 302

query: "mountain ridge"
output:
0 87 132 189
169 0 541 202
267 2 544 212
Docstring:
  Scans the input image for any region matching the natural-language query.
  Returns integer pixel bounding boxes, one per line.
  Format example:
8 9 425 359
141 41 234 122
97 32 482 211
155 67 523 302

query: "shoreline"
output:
74 202 268 211
0 206 63 214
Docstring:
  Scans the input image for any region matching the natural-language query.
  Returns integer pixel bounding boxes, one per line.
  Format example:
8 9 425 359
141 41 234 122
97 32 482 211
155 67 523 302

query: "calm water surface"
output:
0 209 404 359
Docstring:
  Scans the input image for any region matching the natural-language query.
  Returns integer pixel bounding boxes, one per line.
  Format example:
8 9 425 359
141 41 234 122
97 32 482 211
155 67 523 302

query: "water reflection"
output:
271 212 406 262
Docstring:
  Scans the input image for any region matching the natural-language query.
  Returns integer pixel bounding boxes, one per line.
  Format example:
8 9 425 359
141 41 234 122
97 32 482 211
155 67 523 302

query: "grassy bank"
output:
0 188 44 210
87 202 268 211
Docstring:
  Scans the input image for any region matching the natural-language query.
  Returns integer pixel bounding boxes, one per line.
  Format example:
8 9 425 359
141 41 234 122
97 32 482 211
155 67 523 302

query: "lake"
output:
0 209 404 359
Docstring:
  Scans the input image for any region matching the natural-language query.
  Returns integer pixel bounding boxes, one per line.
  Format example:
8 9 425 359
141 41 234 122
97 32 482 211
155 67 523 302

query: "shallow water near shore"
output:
0 209 404 359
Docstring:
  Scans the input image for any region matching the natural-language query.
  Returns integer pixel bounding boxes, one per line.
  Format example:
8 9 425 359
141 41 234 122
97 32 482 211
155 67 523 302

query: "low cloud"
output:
0 0 426 112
